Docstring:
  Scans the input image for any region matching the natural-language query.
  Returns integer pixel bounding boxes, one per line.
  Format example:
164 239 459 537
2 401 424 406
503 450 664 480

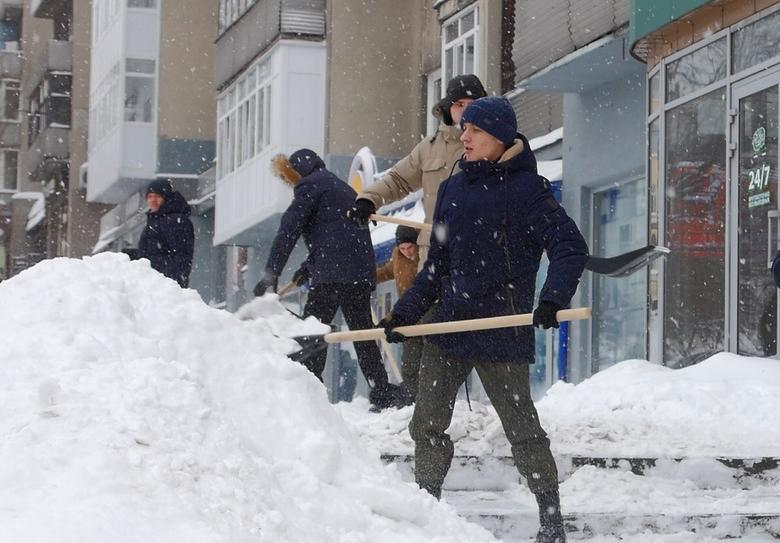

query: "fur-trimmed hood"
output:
271 148 326 186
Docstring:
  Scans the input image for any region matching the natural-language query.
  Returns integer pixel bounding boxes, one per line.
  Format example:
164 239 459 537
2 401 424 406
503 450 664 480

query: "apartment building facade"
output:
0 0 22 279
87 0 225 305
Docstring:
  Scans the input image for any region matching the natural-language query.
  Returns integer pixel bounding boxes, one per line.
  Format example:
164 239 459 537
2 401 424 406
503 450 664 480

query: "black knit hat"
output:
146 179 174 197
395 225 420 246
436 74 487 126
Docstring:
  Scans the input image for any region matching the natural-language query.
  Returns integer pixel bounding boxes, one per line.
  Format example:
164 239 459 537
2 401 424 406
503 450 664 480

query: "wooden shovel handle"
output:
369 214 432 231
325 307 592 344
277 281 297 297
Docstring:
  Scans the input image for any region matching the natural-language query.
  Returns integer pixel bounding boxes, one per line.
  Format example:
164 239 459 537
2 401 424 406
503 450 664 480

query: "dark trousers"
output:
303 282 388 388
409 342 559 498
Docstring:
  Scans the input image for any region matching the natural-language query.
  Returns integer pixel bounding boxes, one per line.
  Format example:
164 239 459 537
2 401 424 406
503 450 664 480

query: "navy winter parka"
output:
138 190 195 288
391 135 589 363
265 154 375 287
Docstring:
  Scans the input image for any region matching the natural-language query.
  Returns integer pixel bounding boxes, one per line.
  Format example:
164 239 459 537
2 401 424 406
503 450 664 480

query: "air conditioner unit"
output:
78 162 88 191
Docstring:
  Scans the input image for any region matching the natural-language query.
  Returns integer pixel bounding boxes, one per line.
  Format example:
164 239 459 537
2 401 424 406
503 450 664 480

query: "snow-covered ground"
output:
2 254 778 542
336 354 780 458
0 254 496 543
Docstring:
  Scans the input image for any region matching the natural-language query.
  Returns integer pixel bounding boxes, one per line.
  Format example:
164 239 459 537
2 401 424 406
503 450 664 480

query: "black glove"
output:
533 301 563 329
292 265 310 286
253 274 278 297
378 313 407 343
122 248 140 260
346 198 376 227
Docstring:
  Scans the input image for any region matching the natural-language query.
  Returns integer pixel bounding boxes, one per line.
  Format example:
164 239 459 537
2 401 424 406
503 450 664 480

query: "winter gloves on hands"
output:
533 301 563 329
347 199 376 227
292 266 310 287
253 274 278 297
378 314 407 343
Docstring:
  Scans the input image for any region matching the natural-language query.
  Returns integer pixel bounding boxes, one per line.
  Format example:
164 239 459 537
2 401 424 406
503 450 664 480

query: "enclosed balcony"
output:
0 50 21 80
0 0 22 21
214 41 326 245
25 72 71 180
30 0 70 19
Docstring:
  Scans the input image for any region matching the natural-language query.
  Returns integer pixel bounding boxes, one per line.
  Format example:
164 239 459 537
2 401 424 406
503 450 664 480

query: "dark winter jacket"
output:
137 191 195 288
265 153 375 287
391 135 589 363
773 250 780 288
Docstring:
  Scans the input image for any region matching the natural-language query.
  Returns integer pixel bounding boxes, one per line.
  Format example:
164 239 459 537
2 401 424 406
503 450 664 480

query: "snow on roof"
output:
11 191 45 201
371 198 426 247
538 159 563 182
25 193 45 232
528 127 563 151
0 253 496 543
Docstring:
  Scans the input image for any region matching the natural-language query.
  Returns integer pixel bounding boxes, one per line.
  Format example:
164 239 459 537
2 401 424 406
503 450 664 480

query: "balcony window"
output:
124 58 155 123
89 62 120 149
1 150 18 191
3 81 19 121
442 4 479 84
217 61 272 179
218 0 257 33
128 0 156 8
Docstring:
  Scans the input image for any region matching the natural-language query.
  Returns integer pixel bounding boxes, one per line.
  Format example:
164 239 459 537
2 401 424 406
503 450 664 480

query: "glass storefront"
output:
592 180 647 372
647 4 780 367
736 85 779 356
664 89 727 367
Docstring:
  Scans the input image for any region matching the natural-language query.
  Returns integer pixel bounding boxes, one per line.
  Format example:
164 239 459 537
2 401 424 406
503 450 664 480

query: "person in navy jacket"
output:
128 179 194 288
253 149 403 410
380 97 588 542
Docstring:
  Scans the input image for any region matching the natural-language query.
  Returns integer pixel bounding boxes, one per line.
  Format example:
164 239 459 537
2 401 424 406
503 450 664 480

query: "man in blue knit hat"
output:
379 96 589 543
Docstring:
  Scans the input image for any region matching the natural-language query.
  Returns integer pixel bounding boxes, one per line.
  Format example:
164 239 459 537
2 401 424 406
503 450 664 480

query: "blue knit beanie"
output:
460 96 517 147
146 179 174 197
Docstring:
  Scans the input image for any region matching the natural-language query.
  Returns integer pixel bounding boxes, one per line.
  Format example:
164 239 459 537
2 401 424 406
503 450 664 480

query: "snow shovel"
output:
288 307 591 360
368 214 669 278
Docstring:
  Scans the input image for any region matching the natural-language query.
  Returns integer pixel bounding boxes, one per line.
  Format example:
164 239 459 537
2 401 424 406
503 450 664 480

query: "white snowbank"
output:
337 354 780 458
0 254 495 543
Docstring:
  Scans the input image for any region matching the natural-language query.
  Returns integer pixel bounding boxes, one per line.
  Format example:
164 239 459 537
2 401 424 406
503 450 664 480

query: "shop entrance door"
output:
730 70 780 356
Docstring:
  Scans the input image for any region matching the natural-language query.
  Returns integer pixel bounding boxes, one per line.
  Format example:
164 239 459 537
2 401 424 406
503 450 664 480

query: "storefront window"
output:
647 119 661 359
666 38 726 102
736 86 778 356
732 9 780 74
649 72 660 115
664 89 727 368
592 180 647 372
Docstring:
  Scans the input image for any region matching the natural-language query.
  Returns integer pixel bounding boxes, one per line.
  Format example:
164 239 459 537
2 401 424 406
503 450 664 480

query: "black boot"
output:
535 490 566 543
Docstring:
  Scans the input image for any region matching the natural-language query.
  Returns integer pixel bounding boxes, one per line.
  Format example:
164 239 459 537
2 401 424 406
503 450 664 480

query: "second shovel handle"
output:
325 307 591 344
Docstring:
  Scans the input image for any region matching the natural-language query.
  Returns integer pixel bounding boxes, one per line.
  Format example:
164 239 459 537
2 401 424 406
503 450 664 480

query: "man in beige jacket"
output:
346 74 487 403
347 74 487 263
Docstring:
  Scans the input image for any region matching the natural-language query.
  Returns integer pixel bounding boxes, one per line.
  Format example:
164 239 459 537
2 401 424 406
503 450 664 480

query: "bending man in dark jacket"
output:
253 148 403 410
380 97 589 543
128 179 194 288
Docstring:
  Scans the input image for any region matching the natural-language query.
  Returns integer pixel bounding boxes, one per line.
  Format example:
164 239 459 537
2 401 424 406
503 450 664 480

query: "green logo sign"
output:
752 126 767 155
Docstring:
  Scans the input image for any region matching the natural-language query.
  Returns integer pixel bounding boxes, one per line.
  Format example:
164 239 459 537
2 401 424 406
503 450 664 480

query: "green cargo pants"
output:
409 342 559 498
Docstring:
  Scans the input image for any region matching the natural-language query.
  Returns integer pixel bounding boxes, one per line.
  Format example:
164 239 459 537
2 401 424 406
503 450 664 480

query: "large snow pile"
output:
338 355 780 458
0 254 496 543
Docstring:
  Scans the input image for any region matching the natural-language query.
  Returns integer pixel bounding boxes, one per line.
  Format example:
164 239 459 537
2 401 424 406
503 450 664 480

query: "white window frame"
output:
0 149 19 192
441 3 480 85
216 58 273 180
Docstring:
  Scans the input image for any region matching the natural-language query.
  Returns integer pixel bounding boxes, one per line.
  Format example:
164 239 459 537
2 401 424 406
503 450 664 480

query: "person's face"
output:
449 98 475 126
460 122 506 162
146 193 164 213
398 242 417 260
